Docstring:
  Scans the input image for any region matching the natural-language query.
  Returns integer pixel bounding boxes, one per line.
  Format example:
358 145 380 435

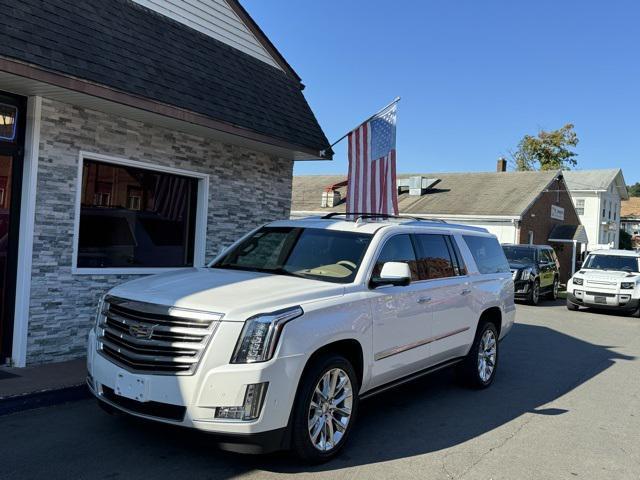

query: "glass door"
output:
0 94 25 362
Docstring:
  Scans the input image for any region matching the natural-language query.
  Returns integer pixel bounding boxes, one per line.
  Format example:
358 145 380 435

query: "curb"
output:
0 384 91 416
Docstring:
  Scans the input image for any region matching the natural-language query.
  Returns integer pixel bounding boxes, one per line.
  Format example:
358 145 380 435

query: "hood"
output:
508 260 534 270
108 268 345 321
578 269 640 283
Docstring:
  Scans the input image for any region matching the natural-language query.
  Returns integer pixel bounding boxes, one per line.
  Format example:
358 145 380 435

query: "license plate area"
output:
594 296 607 304
115 371 148 402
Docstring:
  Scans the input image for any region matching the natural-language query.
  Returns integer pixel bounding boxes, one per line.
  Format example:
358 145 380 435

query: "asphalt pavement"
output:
1 300 639 480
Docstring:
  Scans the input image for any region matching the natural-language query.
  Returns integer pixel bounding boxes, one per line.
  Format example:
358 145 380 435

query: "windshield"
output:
502 246 536 266
582 254 640 273
212 227 373 284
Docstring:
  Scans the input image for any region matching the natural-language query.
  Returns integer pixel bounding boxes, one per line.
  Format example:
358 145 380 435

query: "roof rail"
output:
320 212 447 223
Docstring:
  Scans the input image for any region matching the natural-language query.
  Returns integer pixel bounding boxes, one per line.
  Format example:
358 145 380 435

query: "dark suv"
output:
502 244 560 305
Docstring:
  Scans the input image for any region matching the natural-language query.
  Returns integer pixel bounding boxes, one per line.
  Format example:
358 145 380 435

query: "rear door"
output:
414 233 476 365
539 249 555 289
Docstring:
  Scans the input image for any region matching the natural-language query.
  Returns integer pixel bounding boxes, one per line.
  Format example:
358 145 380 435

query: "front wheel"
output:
548 277 559 300
566 300 579 311
528 279 541 305
459 322 499 389
291 354 359 462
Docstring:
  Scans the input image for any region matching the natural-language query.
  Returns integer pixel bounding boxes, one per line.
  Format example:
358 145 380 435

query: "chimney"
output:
497 157 507 172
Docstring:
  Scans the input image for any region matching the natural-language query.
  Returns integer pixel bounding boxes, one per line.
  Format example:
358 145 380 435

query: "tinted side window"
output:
415 234 456 279
463 235 510 274
447 236 467 276
372 235 419 281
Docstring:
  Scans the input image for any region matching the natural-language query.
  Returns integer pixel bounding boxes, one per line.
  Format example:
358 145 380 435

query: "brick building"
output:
0 0 330 366
292 166 585 284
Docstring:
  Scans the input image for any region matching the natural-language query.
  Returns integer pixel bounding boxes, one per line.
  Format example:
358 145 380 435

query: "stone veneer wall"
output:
27 98 293 364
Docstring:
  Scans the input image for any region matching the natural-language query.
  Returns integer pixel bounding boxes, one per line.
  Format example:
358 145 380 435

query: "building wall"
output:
518 177 581 283
570 189 622 250
131 0 280 69
26 98 293 364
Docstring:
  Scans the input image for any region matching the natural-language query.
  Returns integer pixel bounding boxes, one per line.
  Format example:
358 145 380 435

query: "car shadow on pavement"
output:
87 322 634 477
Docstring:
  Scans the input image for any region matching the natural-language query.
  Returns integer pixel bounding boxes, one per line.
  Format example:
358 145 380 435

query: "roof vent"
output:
397 176 441 196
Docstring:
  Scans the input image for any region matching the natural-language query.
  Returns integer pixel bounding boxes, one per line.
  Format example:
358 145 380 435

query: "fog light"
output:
214 382 268 421
620 295 631 303
574 290 584 296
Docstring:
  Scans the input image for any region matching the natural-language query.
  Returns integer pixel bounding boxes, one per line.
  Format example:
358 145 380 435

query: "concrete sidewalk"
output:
0 359 89 415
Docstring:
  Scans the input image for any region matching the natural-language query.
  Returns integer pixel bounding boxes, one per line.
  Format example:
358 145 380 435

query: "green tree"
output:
511 123 579 171
627 182 640 197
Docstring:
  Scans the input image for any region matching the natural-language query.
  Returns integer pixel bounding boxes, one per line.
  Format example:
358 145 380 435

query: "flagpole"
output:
326 96 400 150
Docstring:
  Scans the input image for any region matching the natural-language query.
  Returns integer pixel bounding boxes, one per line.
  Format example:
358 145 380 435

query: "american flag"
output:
346 102 398 215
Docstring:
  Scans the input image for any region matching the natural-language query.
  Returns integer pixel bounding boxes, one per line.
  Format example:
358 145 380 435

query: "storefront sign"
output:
551 205 565 221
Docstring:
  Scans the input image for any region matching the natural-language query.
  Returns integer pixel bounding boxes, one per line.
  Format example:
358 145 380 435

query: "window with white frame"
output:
575 198 585 215
76 156 206 270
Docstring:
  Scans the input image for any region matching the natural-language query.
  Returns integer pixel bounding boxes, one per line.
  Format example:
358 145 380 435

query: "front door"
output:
0 92 26 363
369 234 433 387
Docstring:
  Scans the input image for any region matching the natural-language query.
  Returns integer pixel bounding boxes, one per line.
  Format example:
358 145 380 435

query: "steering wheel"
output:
337 260 357 271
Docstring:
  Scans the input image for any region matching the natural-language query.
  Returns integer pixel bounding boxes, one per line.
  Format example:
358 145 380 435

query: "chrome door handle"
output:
417 297 431 304
461 289 472 295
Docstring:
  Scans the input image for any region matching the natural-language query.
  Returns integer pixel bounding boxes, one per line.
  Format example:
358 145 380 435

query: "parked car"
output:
567 249 640 317
87 215 516 462
502 244 560 305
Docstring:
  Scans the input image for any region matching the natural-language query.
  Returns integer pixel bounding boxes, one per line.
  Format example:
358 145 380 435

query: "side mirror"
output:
371 262 412 288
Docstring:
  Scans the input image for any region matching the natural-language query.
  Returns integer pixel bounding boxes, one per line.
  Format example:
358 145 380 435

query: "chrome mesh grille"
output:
97 297 221 375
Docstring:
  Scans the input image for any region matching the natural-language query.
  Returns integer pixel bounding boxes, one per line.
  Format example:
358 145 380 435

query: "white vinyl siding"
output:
131 0 282 69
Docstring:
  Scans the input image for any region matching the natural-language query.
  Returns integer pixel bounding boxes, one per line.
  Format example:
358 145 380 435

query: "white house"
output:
563 169 628 250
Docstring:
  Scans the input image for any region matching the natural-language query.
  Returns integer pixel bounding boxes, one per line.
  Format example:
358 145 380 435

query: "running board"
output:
359 357 464 400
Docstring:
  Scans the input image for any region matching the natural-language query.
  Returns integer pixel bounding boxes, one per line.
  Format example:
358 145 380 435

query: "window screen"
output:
414 234 456 279
78 159 198 268
463 235 510 274
372 235 419 281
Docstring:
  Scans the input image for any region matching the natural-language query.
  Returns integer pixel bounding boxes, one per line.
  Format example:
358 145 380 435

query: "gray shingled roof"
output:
0 0 330 153
292 171 561 217
563 169 622 191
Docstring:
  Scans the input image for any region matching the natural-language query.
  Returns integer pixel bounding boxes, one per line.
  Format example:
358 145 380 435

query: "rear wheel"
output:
291 354 359 462
459 322 499 389
528 279 541 305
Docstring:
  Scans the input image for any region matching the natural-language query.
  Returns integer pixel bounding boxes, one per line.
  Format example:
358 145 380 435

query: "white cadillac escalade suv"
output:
567 249 640 317
87 215 515 461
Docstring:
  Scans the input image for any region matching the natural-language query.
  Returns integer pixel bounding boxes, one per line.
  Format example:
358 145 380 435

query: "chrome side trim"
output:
374 326 470 361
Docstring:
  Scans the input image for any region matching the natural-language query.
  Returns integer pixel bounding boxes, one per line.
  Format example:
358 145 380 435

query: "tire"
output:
290 354 359 463
458 322 499 389
566 300 579 311
631 307 640 318
548 277 559 300
528 279 541 306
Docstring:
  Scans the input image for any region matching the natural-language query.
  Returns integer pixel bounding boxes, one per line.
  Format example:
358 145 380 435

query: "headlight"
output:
520 268 534 281
573 277 583 286
621 282 636 290
231 306 304 363
95 294 107 328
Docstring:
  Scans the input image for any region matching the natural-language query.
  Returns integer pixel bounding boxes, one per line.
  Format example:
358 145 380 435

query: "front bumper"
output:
567 290 640 312
87 328 304 453
513 280 531 299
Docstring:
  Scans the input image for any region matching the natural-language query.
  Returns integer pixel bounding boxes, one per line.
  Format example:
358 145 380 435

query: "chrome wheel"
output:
531 281 540 304
477 329 497 383
308 367 353 452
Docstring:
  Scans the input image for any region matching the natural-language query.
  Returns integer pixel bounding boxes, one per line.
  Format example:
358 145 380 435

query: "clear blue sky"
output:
243 0 640 184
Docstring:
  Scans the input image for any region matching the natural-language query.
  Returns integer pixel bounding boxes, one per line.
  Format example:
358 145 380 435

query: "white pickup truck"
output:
87 215 515 461
567 249 640 317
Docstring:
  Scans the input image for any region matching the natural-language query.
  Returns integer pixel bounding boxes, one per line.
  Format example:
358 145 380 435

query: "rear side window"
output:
414 234 456 279
463 235 510 274
372 234 419 281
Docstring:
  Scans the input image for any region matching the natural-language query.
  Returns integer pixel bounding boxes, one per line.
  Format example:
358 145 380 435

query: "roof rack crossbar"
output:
320 212 446 223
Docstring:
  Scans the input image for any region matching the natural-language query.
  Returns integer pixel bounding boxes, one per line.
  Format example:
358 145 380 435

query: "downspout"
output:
571 240 578 276
513 219 520 244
